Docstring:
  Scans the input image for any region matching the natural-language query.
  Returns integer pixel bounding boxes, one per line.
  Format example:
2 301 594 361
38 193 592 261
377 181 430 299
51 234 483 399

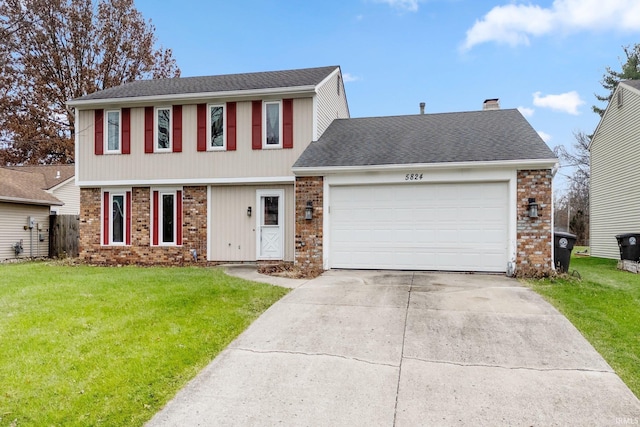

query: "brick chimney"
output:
483 98 500 110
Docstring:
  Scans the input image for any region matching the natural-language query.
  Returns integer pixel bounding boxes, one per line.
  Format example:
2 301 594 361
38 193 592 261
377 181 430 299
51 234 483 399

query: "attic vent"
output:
617 89 623 108
483 98 500 110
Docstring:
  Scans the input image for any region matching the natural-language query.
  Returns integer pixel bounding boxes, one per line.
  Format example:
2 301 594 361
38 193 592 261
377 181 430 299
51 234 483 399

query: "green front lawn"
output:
0 262 288 426
526 255 640 397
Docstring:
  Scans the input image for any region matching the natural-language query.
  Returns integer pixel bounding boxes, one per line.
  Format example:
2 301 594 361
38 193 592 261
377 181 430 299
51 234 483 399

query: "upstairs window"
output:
209 104 225 150
156 107 172 151
106 110 121 153
264 101 282 148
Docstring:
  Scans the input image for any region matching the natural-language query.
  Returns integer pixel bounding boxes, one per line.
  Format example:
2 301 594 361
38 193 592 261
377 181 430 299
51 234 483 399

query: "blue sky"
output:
135 0 640 191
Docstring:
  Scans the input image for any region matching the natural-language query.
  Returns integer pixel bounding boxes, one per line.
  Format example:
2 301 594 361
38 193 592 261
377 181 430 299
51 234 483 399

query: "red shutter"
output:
95 110 104 155
122 108 131 154
125 191 132 245
152 190 159 246
103 191 109 245
144 107 154 153
197 103 206 151
227 102 236 151
283 99 293 149
176 190 183 245
173 105 182 152
252 101 262 150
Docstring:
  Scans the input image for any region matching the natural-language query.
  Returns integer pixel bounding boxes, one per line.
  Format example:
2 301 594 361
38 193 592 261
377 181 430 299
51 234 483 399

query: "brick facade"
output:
294 176 323 273
79 186 207 265
516 169 553 275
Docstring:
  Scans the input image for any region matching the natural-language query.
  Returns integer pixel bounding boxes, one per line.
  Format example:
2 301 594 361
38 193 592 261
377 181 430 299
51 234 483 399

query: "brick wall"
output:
294 176 323 274
79 186 207 265
516 169 553 275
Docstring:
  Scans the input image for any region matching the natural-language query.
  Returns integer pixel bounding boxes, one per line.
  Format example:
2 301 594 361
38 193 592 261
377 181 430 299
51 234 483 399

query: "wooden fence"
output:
49 214 79 258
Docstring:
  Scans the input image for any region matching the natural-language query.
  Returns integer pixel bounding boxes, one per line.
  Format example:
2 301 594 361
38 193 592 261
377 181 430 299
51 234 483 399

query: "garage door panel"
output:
329 182 508 272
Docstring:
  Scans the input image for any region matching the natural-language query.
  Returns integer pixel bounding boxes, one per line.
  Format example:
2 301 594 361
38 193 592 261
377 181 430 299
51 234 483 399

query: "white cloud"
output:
462 0 640 50
517 106 535 117
532 91 584 115
374 0 420 12
342 73 360 83
537 131 552 142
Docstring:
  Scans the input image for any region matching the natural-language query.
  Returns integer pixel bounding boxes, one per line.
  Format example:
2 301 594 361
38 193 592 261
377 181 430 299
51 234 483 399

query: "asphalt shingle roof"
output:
0 168 63 205
622 79 640 91
7 165 75 189
294 109 556 168
71 66 339 102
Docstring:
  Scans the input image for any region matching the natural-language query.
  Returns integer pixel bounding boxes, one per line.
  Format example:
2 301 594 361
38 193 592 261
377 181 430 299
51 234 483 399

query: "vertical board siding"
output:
590 86 640 259
0 202 51 260
76 99 314 183
209 184 294 261
315 70 350 138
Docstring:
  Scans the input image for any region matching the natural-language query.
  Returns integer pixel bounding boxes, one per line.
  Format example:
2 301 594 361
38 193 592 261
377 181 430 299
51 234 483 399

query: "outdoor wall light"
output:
527 198 539 218
305 201 313 220
247 206 252 217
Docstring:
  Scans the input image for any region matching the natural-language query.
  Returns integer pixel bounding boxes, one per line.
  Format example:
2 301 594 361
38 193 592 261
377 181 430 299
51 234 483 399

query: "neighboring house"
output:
67 66 349 265
7 165 79 215
589 80 640 259
68 65 557 275
0 167 63 260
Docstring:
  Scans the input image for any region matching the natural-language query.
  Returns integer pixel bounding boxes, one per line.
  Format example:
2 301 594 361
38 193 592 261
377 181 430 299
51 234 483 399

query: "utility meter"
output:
27 217 34 229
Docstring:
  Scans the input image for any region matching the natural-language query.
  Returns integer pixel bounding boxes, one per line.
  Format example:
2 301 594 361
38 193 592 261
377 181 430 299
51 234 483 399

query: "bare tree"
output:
554 131 590 244
0 0 180 165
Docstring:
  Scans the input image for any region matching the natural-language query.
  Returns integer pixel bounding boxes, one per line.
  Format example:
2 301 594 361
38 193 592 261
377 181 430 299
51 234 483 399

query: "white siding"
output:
208 184 294 261
50 179 80 215
590 85 640 259
77 98 314 184
315 70 350 138
0 202 50 260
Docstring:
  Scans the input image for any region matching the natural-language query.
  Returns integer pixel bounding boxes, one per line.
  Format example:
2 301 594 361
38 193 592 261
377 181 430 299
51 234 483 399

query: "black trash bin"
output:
554 231 577 273
615 233 640 261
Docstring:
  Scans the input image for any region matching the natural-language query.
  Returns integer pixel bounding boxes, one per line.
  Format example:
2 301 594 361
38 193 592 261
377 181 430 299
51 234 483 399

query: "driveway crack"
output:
230 347 399 368
402 356 614 374
393 272 413 426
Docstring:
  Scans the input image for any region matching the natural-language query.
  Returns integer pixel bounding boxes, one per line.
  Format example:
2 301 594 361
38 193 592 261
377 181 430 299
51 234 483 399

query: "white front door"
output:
257 189 284 259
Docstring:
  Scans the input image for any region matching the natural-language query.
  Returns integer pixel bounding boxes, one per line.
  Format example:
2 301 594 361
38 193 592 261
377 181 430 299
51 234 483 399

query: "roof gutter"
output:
67 85 319 109
292 158 559 176
0 195 63 206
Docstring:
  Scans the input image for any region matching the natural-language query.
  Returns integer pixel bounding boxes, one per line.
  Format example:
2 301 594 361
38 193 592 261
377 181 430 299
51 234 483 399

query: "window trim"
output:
155 106 172 152
207 103 226 151
151 187 182 246
102 189 130 246
263 100 283 149
104 109 121 154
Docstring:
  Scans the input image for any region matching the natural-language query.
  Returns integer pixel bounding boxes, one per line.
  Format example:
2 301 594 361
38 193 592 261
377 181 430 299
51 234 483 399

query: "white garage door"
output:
329 182 508 272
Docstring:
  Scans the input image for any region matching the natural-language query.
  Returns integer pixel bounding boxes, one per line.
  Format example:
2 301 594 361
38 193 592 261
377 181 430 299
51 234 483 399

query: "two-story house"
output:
69 66 557 276
68 66 349 265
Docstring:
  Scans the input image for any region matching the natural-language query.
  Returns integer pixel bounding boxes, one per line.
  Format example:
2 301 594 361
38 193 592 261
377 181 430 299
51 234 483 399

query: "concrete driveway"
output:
147 270 640 426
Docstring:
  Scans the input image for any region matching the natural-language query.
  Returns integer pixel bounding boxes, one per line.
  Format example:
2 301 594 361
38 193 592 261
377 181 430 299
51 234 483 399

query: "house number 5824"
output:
405 173 423 181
